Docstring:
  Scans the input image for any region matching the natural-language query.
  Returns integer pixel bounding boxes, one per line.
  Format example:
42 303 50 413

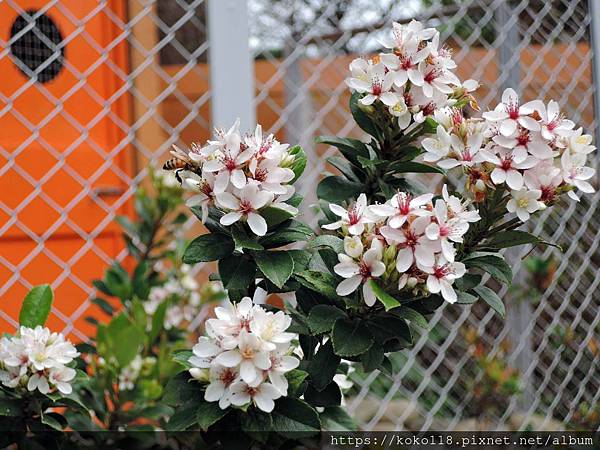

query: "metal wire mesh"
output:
0 0 597 431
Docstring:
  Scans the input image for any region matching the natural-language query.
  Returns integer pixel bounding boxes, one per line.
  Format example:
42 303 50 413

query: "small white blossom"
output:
506 189 543 222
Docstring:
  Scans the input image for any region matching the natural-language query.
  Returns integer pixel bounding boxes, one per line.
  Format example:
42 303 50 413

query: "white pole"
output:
207 0 255 130
590 0 600 151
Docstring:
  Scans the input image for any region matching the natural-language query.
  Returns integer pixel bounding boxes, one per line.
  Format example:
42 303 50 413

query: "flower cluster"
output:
117 355 156 391
346 20 478 128
187 290 299 413
0 326 79 395
325 191 480 304
423 89 596 221
179 120 299 236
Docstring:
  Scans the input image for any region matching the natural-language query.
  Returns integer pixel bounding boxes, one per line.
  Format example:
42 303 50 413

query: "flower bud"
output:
406 276 418 289
358 103 375 115
189 368 209 383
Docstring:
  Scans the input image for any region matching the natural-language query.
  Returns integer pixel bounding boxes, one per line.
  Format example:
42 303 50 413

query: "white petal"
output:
247 212 268 236
220 211 243 226
336 275 362 296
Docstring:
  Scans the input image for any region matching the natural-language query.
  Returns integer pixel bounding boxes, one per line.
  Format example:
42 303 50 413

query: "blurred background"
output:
0 0 598 432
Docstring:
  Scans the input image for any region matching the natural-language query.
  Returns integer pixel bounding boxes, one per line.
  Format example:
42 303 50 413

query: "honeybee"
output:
163 145 200 183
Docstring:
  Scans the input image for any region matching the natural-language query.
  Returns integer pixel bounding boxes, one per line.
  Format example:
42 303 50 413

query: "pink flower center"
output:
239 200 254 215
461 149 473 162
254 168 268 182
404 92 413 107
500 155 514 170
424 68 439 83
438 224 450 237
507 102 520 120
516 130 531 147
359 260 372 279
433 264 451 279
397 195 411 215
400 57 414 70
348 206 361 225
224 156 237 171
540 186 555 203
219 368 237 386
200 181 213 197
421 102 436 116
371 78 383 96
403 229 419 249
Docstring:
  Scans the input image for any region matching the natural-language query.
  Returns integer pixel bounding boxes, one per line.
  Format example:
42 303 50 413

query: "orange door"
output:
0 1 132 338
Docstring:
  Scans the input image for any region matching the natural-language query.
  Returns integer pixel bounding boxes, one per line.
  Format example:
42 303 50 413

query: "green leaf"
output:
261 206 296 229
286 369 309 397
360 345 384 372
294 271 340 300
307 235 344 254
331 318 374 357
172 349 194 369
0 397 21 416
315 135 370 167
388 161 445 174
391 306 429 330
41 411 67 430
183 233 235 263
304 382 341 407
317 176 364 203
272 397 321 438
106 313 144 367
349 91 381 139
253 251 295 289
219 255 257 292
473 285 506 318
366 315 412 345
327 156 361 182
464 253 513 285
166 401 199 431
163 372 203 407
319 406 358 431
196 400 229 431
308 340 341 391
288 249 311 273
231 225 264 251
357 155 387 169
288 145 307 184
482 230 541 249
308 305 346 335
91 297 114 316
368 279 401 311
19 284 53 328
148 300 168 345
456 290 479 305
259 220 313 248
241 408 273 435
454 273 482 291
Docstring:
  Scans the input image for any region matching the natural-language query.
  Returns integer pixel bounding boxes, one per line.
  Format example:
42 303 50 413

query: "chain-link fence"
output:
0 0 598 431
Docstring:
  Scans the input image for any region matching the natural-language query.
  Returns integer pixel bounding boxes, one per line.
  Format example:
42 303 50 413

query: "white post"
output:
590 0 600 150
207 0 255 130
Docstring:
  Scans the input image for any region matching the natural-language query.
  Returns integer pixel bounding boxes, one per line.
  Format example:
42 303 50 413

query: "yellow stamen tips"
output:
517 198 529 209
392 103 405 114
576 136 588 144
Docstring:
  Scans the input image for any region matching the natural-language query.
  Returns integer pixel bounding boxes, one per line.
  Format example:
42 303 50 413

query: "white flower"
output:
484 149 537 190
388 97 412 129
0 326 79 395
250 308 296 350
442 185 481 223
425 200 469 262
199 119 242 159
506 189 543 222
566 128 596 155
334 239 386 306
422 125 453 163
216 184 273 236
369 192 433 228
202 143 254 193
214 330 271 386
421 64 459 98
537 100 575 140
419 256 466 304
184 172 215 223
244 124 289 160
380 217 439 272
343 235 364 259
493 128 552 160
438 132 485 169
204 365 239 409
322 193 374 235
345 62 398 106
561 151 596 201
380 24 431 87
248 157 295 195
229 381 281 413
482 88 541 136
524 161 562 203
267 351 300 395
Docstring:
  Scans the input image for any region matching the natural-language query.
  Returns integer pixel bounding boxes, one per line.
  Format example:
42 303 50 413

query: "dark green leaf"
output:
286 369 308 397
304 382 341 407
308 305 346 335
454 273 482 291
19 284 53 328
91 297 114 316
327 156 361 182
349 91 381 139
294 271 340 300
219 255 257 292
307 234 344 254
163 372 203 407
366 315 412 345
166 401 199 431
259 220 313 248
391 306 429 330
183 233 235 263
172 349 194 369
456 290 479 305
464 254 513 285
473 285 506 317
106 313 144 367
317 176 364 203
0 397 21 416
388 161 445 174
196 400 229 431
331 318 374 357
482 230 541 249
319 406 358 431
315 135 370 167
261 206 296 229
360 345 384 372
272 398 321 438
149 300 168 345
308 340 340 391
254 251 295 289
231 225 264 251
